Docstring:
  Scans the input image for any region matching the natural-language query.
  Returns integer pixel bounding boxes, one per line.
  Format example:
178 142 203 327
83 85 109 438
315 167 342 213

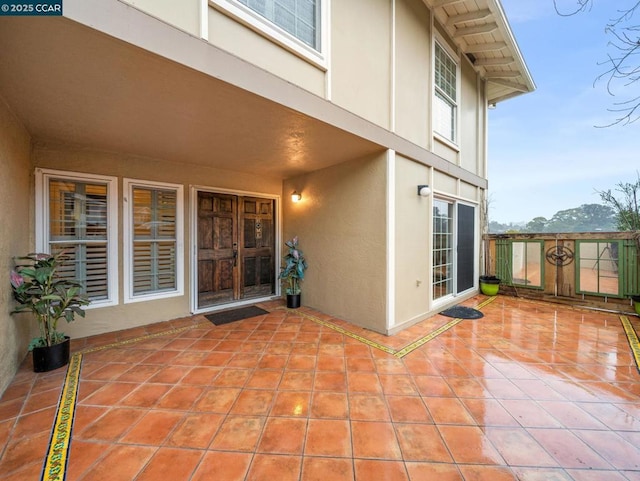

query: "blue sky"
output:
488 0 639 224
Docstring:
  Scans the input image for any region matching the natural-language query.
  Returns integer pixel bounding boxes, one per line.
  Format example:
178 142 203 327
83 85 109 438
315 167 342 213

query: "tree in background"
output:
545 204 616 232
598 173 640 230
489 204 616 233
525 217 549 233
554 1 640 126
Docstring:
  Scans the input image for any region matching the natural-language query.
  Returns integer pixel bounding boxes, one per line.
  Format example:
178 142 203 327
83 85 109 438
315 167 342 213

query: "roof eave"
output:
425 0 536 105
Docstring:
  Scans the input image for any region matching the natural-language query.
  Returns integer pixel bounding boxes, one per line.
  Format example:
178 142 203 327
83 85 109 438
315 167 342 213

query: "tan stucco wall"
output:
331 0 391 129
32 143 282 339
459 59 482 175
282 153 388 333
116 0 487 183
394 0 431 148
433 170 458 197
0 97 33 395
207 8 326 97
121 0 200 35
392 156 483 333
394 155 431 325
460 181 480 203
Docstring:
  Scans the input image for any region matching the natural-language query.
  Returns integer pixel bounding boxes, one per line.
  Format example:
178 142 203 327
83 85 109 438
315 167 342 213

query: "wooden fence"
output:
485 232 640 314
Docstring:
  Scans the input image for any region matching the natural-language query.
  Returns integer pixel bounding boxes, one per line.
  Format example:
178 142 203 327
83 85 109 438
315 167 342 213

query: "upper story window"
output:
212 0 323 66
238 0 319 49
434 42 458 144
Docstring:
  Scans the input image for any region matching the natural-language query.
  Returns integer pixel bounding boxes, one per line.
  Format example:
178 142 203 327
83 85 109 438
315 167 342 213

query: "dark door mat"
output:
205 306 269 326
440 305 484 319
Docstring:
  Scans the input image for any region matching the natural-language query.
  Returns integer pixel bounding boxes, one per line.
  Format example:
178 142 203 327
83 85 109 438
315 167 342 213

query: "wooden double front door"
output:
197 192 275 309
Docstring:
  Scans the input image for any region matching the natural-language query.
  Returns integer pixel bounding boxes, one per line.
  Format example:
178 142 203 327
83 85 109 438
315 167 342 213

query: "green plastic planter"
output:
479 276 500 296
632 295 640 316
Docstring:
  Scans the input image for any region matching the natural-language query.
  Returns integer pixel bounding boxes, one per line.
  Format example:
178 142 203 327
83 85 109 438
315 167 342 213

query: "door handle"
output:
233 244 238 267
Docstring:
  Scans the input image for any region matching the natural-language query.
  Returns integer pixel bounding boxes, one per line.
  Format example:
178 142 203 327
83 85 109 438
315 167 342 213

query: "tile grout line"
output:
620 316 640 373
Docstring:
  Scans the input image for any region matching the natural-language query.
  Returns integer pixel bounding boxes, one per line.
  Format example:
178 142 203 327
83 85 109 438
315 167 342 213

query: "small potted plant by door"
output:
10 251 90 372
279 236 308 308
479 275 501 296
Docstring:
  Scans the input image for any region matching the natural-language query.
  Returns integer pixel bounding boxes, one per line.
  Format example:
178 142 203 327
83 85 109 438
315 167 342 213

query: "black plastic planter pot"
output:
286 294 301 309
32 336 70 372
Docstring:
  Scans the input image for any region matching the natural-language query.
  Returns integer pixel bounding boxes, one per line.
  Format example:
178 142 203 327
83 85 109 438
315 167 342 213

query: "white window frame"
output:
432 197 455 303
123 179 184 304
431 195 478 305
35 168 119 309
433 38 460 147
209 0 327 69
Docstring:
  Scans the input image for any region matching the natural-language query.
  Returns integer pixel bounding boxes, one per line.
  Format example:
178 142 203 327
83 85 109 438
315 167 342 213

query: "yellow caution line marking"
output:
41 320 212 480
79 322 210 354
620 316 640 373
41 353 83 481
395 296 497 358
294 311 396 355
394 317 465 358
291 296 497 358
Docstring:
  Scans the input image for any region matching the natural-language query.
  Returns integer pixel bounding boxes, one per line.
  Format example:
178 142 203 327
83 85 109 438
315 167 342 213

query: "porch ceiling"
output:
0 17 384 180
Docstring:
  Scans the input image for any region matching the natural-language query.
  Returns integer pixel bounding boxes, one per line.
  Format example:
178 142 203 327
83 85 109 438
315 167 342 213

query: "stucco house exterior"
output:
0 0 534 393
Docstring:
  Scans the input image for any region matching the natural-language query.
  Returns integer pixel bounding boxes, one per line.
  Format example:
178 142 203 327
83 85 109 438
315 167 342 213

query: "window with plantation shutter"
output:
36 169 118 307
124 179 183 303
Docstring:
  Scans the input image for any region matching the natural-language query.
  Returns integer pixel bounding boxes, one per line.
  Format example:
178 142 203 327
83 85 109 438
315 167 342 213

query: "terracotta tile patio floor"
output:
1 295 640 480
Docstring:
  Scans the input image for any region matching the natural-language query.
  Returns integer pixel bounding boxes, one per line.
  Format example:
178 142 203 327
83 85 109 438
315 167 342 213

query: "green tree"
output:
546 204 616 232
525 217 548 233
598 174 640 230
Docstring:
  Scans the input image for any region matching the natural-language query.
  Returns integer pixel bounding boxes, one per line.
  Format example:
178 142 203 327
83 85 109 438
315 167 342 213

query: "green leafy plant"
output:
10 252 90 350
278 236 308 295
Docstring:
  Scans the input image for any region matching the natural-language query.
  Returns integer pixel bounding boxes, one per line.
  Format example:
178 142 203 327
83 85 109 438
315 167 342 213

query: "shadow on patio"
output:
1 296 639 480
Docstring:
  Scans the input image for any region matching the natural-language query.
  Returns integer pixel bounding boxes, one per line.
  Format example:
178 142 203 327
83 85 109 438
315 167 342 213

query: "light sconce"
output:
417 185 431 197
291 191 302 203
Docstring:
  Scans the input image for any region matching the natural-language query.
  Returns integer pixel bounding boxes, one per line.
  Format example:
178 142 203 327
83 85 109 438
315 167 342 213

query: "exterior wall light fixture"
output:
417 185 431 196
291 191 302 203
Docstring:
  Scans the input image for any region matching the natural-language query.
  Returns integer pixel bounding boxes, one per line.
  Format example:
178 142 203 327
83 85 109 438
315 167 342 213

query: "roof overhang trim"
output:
425 0 535 104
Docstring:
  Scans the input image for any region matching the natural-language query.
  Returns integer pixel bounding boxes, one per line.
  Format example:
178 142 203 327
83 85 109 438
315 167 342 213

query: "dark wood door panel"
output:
197 192 237 307
197 192 275 308
239 197 275 299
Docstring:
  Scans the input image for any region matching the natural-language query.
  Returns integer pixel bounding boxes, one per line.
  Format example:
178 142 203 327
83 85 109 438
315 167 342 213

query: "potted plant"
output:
10 251 90 372
278 236 308 308
479 275 501 296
